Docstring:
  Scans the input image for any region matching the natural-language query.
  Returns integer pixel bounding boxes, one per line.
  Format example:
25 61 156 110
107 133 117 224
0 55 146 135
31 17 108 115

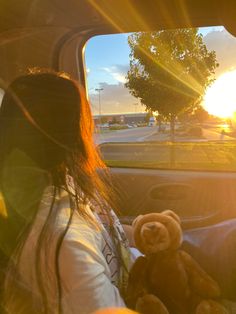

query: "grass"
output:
101 141 236 172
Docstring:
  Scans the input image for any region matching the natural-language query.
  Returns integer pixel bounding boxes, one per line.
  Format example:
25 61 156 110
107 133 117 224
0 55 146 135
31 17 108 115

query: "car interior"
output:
1 0 236 310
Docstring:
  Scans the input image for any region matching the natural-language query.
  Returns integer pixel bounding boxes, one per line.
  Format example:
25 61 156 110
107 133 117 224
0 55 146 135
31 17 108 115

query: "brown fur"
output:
126 211 228 314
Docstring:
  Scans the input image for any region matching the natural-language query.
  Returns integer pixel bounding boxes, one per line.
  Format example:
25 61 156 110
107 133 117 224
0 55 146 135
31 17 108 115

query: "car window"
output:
85 26 236 172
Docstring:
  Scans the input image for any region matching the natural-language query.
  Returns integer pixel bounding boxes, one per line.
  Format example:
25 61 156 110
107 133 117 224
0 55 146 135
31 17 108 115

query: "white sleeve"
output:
59 220 126 314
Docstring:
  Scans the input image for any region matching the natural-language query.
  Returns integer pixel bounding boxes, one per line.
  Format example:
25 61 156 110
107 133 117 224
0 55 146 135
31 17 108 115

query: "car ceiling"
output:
0 0 235 35
0 0 235 84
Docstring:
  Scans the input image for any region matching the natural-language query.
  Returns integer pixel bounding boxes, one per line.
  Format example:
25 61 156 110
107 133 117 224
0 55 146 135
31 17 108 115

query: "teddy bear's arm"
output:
179 250 221 298
136 294 170 314
126 256 148 308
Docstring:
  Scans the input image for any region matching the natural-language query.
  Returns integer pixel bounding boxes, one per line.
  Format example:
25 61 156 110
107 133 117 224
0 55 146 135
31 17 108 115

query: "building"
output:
93 113 147 125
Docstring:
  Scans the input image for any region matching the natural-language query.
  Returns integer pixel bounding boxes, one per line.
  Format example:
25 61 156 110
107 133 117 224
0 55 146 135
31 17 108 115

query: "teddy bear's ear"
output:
162 210 181 225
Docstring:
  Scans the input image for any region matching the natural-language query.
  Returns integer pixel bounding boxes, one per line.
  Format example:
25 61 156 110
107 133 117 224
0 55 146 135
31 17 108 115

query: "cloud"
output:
101 65 129 84
203 29 236 77
89 82 144 114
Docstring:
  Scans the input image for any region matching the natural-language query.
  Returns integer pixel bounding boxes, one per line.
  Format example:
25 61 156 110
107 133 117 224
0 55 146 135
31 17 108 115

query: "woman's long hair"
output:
0 70 118 314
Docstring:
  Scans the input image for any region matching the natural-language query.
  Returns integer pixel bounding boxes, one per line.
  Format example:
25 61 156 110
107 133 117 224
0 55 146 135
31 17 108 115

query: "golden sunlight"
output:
204 70 236 118
0 192 7 218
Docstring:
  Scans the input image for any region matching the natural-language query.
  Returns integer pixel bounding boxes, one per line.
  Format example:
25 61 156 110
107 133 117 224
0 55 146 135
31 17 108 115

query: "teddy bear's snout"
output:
144 222 162 234
142 222 164 242
147 223 157 231
140 222 171 253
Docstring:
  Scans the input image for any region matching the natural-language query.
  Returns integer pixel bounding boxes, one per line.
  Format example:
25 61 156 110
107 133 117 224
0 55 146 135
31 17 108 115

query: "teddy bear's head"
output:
132 210 182 255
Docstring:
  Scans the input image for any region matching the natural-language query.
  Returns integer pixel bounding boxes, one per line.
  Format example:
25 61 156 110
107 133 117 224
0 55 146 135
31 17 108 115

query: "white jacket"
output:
19 187 126 314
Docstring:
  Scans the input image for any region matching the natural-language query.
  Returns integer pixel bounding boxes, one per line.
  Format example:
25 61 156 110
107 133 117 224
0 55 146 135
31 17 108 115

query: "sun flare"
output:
204 70 236 119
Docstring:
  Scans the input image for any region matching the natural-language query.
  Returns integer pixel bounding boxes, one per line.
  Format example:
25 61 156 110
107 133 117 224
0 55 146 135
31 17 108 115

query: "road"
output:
96 124 236 169
94 124 236 144
201 123 235 141
94 126 159 144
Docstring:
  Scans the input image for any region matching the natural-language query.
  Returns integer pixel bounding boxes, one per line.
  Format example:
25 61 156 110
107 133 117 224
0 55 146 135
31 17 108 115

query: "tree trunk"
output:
170 114 175 141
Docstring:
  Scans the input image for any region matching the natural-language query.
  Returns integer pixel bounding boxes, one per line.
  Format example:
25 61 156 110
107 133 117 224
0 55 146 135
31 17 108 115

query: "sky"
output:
84 26 236 116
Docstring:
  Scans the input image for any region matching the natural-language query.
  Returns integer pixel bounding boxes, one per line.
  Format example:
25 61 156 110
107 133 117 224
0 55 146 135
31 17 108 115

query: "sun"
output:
203 70 236 119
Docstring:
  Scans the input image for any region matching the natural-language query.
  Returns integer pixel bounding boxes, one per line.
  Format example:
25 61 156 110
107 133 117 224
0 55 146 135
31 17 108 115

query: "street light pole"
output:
95 88 104 116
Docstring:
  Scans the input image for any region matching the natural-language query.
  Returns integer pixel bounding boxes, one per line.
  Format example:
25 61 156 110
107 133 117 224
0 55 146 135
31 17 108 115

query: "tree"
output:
144 110 153 123
101 116 108 124
125 29 218 139
193 106 210 123
110 116 119 124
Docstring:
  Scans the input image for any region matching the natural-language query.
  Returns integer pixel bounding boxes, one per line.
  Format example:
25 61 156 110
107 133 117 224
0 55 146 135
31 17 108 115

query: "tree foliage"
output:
193 105 210 123
178 105 210 123
125 29 219 130
144 111 153 123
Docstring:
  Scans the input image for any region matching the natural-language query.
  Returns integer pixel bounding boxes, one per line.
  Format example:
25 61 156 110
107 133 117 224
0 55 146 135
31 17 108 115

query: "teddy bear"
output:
126 210 229 314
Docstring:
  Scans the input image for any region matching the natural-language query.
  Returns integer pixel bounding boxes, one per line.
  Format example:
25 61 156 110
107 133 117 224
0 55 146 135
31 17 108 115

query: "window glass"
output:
85 26 236 171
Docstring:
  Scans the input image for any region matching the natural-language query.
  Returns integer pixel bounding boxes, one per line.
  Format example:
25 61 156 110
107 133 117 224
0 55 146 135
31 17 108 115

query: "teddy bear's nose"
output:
147 223 158 231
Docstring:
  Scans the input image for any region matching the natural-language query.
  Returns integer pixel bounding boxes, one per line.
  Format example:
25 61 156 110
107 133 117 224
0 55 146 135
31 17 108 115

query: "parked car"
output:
148 116 156 127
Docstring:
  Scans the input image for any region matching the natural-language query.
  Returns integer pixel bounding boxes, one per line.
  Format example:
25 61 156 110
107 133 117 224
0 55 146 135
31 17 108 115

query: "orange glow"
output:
204 70 236 118
0 192 7 218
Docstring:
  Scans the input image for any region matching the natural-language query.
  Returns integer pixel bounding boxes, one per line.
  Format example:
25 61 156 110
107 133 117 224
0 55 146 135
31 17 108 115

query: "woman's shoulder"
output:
23 186 103 254
20 187 104 272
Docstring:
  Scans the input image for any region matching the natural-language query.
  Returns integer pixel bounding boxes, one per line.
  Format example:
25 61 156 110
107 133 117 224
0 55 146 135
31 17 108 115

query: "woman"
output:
0 70 132 314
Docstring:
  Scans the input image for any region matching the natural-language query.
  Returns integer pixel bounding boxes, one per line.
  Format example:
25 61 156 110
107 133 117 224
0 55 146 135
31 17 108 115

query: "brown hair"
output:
0 69 117 314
